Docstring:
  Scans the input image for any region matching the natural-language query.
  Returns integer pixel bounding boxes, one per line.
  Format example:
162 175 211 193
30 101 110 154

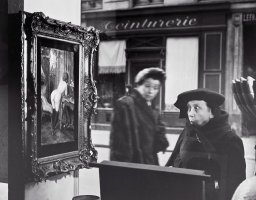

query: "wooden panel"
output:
204 33 222 71
96 161 210 200
204 73 221 93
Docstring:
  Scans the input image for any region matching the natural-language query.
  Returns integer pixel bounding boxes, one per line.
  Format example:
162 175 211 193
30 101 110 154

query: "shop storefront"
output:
241 11 256 135
243 12 256 80
82 3 230 130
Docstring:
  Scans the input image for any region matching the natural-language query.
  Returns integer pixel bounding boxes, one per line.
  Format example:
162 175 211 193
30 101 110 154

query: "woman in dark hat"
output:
110 67 169 165
166 89 246 200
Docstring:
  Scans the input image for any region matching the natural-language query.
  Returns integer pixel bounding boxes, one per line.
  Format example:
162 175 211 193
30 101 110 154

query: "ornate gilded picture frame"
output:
21 12 99 181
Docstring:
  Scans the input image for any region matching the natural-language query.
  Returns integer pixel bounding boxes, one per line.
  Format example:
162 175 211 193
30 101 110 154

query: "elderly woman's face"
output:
136 78 161 101
187 100 214 127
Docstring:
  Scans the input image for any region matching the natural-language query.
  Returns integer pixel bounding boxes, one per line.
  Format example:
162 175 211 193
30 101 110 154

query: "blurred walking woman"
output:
110 68 169 165
51 72 69 130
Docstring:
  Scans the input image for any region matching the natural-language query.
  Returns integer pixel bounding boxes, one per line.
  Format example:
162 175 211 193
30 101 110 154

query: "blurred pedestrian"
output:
110 67 169 165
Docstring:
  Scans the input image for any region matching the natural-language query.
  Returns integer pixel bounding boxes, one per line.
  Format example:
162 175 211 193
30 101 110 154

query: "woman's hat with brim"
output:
174 88 225 118
135 67 166 85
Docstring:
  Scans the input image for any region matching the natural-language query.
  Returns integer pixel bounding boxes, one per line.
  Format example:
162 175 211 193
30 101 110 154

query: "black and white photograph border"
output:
6 0 256 200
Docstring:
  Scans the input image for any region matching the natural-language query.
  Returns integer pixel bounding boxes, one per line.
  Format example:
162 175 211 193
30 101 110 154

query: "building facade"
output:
81 0 256 135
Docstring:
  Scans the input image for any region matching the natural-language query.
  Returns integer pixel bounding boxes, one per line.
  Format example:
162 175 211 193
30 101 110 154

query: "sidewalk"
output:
92 130 256 177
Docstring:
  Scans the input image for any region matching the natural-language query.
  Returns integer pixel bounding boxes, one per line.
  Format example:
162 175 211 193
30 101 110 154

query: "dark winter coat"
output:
110 89 169 165
166 109 246 200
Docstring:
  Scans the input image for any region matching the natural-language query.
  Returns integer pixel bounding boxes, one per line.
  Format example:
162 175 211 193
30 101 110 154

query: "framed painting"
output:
21 12 99 181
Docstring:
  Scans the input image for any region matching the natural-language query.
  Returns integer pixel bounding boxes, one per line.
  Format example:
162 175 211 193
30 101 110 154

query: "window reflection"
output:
97 73 125 108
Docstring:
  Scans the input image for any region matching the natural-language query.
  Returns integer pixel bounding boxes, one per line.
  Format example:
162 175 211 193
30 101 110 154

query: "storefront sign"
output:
243 13 256 24
84 12 226 33
104 16 197 31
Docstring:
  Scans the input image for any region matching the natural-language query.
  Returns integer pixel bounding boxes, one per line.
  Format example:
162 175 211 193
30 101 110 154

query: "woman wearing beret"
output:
166 89 246 200
110 67 169 165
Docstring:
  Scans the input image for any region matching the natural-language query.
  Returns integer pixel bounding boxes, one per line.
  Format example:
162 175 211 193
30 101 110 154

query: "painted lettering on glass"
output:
104 16 198 31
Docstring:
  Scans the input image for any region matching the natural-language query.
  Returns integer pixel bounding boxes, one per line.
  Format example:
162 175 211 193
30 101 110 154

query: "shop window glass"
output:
98 40 126 74
97 40 126 108
133 0 163 7
81 0 102 11
97 74 125 108
243 25 256 79
165 37 199 111
242 24 256 136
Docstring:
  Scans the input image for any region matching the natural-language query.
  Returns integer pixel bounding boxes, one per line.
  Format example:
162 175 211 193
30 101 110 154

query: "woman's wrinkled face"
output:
187 100 214 127
136 78 161 102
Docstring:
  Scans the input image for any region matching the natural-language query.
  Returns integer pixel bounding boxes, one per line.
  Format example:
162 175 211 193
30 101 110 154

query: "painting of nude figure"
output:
40 45 76 146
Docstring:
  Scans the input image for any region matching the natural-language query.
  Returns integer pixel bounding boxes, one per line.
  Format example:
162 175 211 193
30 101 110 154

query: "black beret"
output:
135 67 166 85
174 88 225 118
